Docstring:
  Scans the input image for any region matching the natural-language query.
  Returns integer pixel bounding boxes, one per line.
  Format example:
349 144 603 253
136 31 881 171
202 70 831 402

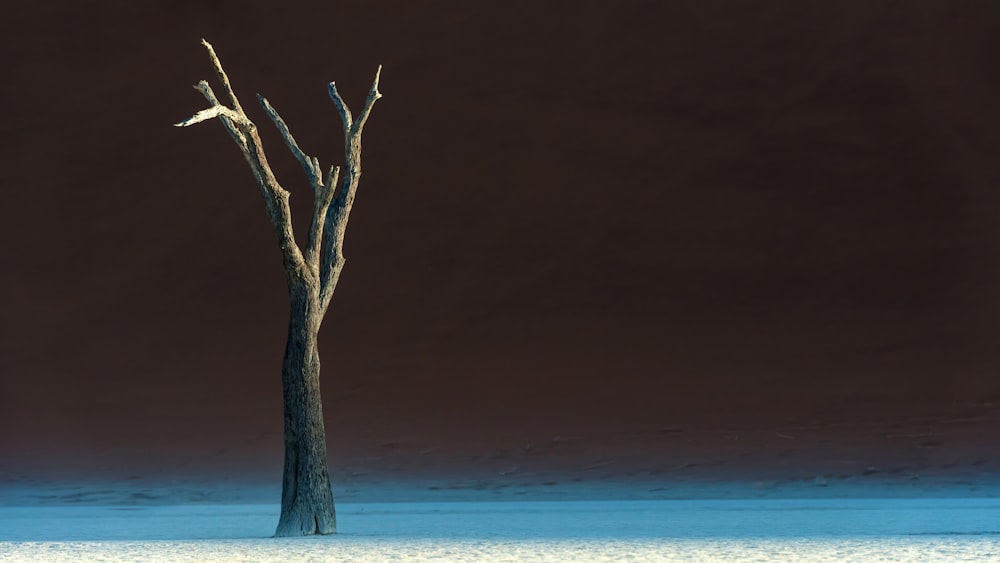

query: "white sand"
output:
2 498 999 562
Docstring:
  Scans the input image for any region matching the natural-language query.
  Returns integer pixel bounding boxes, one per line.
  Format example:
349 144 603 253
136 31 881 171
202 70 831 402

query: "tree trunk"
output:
176 40 382 536
274 284 337 536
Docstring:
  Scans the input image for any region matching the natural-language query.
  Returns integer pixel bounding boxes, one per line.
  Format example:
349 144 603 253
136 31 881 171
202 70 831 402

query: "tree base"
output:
275 502 337 537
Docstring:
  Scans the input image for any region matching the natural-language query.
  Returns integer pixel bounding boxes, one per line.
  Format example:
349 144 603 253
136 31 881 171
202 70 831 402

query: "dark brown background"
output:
2 1 999 487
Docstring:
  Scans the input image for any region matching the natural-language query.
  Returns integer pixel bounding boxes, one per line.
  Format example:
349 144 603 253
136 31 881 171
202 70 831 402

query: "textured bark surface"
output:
175 40 381 537
275 283 337 536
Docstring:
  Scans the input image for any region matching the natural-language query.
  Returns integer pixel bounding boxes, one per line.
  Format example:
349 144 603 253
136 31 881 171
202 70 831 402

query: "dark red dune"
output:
2 1 999 497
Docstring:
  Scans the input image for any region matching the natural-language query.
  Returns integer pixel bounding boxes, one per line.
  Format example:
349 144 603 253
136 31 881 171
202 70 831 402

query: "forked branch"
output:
328 65 383 138
174 39 305 279
201 38 245 115
306 166 340 275
175 39 382 307
259 95 324 192
174 103 246 129
319 67 383 314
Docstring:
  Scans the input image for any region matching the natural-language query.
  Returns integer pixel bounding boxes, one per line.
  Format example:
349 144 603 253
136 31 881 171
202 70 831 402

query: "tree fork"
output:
175 40 382 537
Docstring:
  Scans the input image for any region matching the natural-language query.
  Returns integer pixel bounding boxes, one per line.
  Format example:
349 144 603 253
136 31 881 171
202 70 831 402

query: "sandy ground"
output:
3 407 998 561
2 500 999 562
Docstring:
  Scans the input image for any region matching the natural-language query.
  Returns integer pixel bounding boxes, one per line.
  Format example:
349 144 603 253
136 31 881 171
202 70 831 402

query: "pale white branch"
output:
258 94 323 190
173 104 246 128
327 82 354 132
195 80 220 105
351 65 383 136
201 39 245 114
176 40 306 280
184 80 249 149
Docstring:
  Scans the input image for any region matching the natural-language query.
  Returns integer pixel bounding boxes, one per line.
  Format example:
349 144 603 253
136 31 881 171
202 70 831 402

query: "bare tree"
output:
175 40 382 536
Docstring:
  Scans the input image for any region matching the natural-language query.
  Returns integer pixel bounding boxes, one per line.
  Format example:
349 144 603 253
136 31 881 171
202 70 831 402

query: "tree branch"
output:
306 166 340 275
173 104 245 128
201 38 245 115
175 40 306 281
327 83 354 131
318 66 383 314
351 65 383 137
178 39 382 307
258 94 324 191
183 81 249 151
318 177 349 314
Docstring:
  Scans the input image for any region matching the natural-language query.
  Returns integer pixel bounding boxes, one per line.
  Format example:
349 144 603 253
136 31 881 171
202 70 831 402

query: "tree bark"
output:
176 40 381 537
275 283 337 536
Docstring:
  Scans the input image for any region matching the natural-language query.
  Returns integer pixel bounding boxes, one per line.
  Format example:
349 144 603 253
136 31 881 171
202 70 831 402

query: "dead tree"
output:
175 40 382 536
